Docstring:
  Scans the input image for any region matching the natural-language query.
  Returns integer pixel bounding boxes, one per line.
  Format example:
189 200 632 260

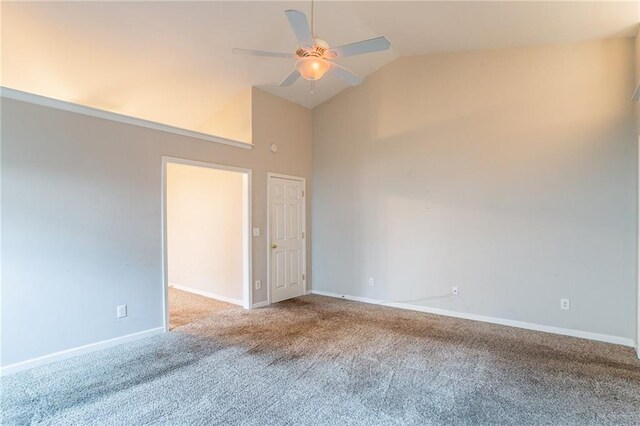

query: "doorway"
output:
162 157 251 331
267 173 306 304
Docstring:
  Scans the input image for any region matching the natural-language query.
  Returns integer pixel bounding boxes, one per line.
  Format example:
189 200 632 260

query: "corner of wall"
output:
250 87 312 146
202 87 253 144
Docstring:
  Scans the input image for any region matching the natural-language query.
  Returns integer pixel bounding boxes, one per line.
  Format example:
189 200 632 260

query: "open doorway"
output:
162 157 251 331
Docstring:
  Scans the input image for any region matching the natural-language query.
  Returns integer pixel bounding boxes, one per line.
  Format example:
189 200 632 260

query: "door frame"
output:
266 173 307 305
161 156 253 332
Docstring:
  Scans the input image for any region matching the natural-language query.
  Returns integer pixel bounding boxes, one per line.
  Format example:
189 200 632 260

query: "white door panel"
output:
275 251 286 289
269 176 305 303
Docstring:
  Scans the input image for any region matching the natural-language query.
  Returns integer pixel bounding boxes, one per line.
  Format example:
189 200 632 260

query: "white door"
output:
269 175 305 303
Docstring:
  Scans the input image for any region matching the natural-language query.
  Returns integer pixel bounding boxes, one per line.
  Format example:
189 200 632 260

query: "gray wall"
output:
1 88 312 366
636 32 640 134
636 30 639 346
312 38 637 340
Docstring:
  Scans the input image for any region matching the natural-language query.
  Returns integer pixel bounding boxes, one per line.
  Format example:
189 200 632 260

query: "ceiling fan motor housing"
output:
296 40 329 59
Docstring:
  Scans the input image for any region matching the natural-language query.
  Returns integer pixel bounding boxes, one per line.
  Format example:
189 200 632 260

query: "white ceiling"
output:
2 1 638 136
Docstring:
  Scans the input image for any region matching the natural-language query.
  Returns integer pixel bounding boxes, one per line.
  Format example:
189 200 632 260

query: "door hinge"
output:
302 190 305 197
303 274 305 280
302 232 305 239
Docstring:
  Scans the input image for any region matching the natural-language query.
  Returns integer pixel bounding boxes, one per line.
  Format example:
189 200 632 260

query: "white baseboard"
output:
1 327 165 376
252 300 270 309
311 290 635 348
169 283 243 306
252 290 311 308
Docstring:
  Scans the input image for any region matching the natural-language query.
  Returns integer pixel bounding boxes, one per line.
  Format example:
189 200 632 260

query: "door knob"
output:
271 243 278 249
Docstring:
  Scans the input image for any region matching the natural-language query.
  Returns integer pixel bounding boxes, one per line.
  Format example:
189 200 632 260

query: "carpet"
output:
169 287 233 330
2 292 639 425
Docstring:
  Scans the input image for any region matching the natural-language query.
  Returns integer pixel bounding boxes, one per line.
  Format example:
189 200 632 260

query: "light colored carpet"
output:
2 293 640 425
169 287 233 330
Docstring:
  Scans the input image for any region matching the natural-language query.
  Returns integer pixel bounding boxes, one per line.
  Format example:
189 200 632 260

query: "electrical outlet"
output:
369 277 375 287
116 305 127 318
452 286 458 296
255 280 262 290
252 227 260 237
560 298 570 310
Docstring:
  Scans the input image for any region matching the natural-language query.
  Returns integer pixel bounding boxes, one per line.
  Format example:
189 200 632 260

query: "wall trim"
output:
169 283 244 307
0 87 253 149
311 290 635 348
633 83 640 102
252 301 270 309
0 327 164 376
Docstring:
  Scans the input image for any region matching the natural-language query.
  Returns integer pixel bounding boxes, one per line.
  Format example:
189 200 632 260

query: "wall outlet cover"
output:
452 287 458 296
255 280 262 290
116 305 127 318
560 298 570 310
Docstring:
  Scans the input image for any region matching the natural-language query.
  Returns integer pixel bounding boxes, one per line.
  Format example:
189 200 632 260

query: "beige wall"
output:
1 87 312 366
637 29 640 84
251 88 314 297
167 163 245 302
636 31 640 134
204 88 252 144
313 38 637 340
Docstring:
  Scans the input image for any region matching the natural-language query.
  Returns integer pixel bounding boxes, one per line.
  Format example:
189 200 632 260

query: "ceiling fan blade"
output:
279 68 301 87
328 62 364 86
285 10 314 47
232 48 294 59
326 36 391 58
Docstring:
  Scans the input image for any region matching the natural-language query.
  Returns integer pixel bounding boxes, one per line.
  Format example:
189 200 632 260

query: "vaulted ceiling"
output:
2 1 638 138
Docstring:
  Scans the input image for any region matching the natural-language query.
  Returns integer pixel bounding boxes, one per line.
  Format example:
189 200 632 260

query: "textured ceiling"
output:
2 1 638 137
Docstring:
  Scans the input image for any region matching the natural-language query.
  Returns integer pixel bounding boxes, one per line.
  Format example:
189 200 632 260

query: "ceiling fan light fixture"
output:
296 57 330 81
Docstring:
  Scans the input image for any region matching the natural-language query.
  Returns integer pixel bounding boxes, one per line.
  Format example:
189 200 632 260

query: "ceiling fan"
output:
232 5 390 87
